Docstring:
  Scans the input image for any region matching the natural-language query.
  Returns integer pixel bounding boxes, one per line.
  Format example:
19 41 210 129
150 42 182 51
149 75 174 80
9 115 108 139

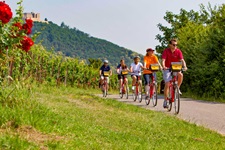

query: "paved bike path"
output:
103 94 225 136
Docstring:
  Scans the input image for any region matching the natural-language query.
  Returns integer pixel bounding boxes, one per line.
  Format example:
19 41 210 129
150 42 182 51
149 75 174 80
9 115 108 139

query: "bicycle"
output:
145 64 160 106
132 75 142 102
101 71 109 97
119 71 129 99
165 62 183 114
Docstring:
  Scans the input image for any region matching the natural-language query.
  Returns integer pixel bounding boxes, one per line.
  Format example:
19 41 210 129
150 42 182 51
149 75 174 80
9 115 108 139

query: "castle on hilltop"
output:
23 12 48 23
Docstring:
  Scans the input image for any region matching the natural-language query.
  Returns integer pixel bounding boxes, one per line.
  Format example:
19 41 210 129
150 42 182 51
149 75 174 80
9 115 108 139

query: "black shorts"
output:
131 75 141 80
118 75 127 80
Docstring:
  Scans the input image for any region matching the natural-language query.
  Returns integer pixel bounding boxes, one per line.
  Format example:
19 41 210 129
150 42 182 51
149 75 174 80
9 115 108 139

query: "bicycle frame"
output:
121 77 127 94
168 72 178 102
102 76 108 97
135 76 141 95
149 74 156 98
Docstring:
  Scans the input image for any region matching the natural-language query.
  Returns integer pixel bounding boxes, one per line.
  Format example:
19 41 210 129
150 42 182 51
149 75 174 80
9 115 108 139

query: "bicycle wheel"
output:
152 84 158 107
102 85 106 97
145 94 150 105
132 86 137 101
174 85 180 114
119 91 123 98
119 86 123 99
138 82 142 103
125 84 129 99
145 85 150 105
167 85 173 111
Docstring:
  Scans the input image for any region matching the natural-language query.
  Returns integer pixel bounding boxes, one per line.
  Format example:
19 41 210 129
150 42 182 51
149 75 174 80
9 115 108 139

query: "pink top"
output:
162 48 183 68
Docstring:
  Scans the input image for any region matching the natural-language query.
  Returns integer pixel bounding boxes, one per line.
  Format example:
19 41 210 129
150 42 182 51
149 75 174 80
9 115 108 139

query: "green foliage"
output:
156 3 225 100
88 58 102 69
32 22 141 67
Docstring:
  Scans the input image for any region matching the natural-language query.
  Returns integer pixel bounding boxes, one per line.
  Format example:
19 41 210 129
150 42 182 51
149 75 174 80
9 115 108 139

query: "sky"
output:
7 0 225 55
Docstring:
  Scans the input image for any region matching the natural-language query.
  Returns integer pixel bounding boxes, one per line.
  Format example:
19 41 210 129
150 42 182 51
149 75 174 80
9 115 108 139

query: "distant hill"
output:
32 21 142 66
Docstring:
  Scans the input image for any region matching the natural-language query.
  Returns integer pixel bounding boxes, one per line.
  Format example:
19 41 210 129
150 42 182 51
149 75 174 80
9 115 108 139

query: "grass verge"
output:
0 84 225 149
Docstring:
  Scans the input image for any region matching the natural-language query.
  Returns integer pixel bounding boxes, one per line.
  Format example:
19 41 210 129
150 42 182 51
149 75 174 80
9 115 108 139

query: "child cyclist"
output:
117 59 129 94
143 48 162 99
130 56 145 91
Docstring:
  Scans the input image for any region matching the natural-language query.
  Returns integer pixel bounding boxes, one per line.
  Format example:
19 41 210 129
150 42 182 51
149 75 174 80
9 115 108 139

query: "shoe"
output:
179 89 182 95
163 100 168 108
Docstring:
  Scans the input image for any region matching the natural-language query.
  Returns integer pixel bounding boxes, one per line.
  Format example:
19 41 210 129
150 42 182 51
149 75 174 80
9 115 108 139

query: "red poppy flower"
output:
0 1 13 24
21 36 34 52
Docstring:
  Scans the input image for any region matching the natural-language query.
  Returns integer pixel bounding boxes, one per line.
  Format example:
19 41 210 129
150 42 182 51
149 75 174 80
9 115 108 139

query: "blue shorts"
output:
163 70 172 83
143 73 157 85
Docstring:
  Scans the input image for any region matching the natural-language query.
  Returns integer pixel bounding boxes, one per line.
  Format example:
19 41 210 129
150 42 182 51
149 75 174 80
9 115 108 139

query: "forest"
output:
32 21 141 67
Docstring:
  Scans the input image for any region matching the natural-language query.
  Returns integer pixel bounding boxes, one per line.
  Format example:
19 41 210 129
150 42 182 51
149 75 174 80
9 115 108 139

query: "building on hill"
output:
23 12 48 23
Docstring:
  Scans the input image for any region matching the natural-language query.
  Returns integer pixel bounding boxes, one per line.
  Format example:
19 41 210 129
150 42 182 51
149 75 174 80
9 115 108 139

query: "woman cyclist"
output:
130 56 144 91
143 48 162 99
117 59 129 94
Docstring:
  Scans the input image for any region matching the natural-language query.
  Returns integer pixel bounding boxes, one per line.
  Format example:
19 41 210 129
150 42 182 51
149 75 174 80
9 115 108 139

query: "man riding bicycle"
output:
117 59 129 94
99 60 112 88
162 39 187 108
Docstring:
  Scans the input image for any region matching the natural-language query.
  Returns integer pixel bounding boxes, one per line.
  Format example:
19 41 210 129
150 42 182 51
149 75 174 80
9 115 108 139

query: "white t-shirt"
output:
130 62 143 76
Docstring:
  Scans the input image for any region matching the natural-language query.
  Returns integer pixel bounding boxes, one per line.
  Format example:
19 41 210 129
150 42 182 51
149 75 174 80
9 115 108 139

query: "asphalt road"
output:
102 93 225 136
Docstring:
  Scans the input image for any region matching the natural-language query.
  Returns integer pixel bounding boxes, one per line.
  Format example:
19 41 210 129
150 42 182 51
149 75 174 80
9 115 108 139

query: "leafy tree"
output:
156 3 225 99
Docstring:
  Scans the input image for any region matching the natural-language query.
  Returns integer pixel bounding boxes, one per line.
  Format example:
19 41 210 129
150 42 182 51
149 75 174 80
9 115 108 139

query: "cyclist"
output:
143 48 162 99
117 59 129 94
130 56 144 91
99 60 112 89
162 39 187 108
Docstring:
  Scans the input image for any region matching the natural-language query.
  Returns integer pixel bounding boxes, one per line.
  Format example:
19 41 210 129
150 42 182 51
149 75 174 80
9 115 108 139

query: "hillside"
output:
32 22 141 66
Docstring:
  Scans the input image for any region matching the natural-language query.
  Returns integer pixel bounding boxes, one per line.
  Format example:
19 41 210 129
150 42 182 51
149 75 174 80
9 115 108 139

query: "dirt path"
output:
102 93 225 136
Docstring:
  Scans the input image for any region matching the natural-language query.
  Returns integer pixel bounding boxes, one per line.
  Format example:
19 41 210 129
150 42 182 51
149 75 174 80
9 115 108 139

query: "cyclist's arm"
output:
180 59 187 70
109 70 112 76
99 70 102 76
162 59 167 70
116 68 120 74
157 61 163 70
130 66 133 73
140 65 146 70
143 62 147 68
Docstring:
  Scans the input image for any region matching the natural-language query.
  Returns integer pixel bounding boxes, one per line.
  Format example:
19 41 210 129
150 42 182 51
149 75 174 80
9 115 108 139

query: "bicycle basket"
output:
171 62 182 72
103 71 110 77
121 70 128 75
150 64 160 71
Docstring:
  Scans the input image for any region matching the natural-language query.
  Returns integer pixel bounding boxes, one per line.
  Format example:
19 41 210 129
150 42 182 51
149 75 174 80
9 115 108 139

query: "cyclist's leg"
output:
131 75 137 90
163 70 172 107
143 74 150 96
124 75 128 85
177 71 183 88
106 77 109 91
118 75 122 92
100 75 104 85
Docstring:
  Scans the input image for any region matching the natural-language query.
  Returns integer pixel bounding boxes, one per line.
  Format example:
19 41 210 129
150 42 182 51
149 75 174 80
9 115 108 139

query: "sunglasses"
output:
172 44 177 47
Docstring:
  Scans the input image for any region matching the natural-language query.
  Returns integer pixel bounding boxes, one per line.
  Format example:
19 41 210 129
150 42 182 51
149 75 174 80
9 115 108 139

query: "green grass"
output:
0 84 225 149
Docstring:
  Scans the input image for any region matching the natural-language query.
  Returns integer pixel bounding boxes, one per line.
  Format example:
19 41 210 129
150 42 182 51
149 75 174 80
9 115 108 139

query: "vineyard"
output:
0 0 121 99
